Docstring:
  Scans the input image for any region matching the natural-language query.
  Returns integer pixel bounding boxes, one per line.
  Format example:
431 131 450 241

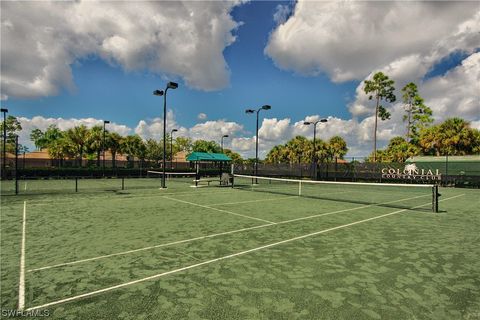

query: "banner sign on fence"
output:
381 163 441 181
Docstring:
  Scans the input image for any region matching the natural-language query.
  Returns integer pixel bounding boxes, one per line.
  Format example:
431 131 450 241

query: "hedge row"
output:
5 167 223 179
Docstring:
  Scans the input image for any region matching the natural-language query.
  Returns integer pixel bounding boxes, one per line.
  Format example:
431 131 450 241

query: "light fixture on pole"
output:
1 108 8 179
170 128 178 169
221 134 229 153
245 105 271 180
103 120 110 173
153 82 178 188
304 118 328 179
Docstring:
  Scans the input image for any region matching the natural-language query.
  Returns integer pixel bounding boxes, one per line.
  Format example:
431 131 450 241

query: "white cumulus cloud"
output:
14 111 433 159
197 113 208 121
17 116 132 150
1 1 242 99
265 1 479 83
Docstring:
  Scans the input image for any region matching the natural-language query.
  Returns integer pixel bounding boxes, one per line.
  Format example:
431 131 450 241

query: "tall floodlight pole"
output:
245 105 271 181
154 81 178 188
1 108 8 179
220 134 229 177
304 118 328 179
221 134 229 153
170 128 178 169
103 120 110 173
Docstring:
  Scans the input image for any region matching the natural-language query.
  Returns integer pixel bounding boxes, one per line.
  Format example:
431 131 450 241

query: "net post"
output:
75 177 78 192
433 184 439 213
122 177 125 190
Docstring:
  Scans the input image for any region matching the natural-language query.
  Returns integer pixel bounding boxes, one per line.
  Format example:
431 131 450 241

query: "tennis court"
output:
1 176 479 319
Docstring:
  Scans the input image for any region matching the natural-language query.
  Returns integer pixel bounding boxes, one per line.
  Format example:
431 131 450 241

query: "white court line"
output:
28 188 234 206
18 201 27 310
162 196 275 224
28 193 429 273
208 196 298 206
25 194 464 312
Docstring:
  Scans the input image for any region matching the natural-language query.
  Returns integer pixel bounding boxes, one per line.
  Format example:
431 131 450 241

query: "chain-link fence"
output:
0 155 231 195
233 158 480 188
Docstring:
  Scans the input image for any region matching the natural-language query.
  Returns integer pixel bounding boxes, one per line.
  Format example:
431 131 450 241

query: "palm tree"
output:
284 136 312 164
121 135 144 168
65 125 89 167
47 135 72 167
86 125 103 167
266 145 286 164
419 126 442 156
327 136 348 161
145 139 163 167
439 118 473 155
107 132 123 168
364 72 396 162
314 140 329 163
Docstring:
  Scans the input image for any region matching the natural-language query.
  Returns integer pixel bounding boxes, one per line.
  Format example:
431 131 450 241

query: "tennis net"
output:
232 174 440 212
146 171 197 185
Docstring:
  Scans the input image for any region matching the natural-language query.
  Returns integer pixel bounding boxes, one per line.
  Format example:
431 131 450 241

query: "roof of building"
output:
406 155 480 162
173 151 187 162
23 150 51 159
186 152 231 162
20 149 128 161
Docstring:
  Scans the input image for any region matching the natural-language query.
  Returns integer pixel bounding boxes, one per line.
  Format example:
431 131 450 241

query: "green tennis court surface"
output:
1 179 479 319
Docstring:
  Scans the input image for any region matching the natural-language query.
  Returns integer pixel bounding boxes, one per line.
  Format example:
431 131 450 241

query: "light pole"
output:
221 134 229 153
170 128 178 169
103 120 110 173
1 108 8 179
245 105 271 179
304 118 328 179
154 81 178 188
220 134 229 177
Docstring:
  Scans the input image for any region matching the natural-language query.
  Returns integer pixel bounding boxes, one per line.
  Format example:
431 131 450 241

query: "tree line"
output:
27 125 244 167
364 72 479 162
372 118 480 162
265 135 348 164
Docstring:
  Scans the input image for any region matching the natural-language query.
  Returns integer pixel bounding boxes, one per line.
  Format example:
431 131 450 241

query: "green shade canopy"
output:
186 152 231 162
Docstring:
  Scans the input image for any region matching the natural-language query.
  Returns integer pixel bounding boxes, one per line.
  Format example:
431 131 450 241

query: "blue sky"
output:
6 2 354 130
1 1 479 157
